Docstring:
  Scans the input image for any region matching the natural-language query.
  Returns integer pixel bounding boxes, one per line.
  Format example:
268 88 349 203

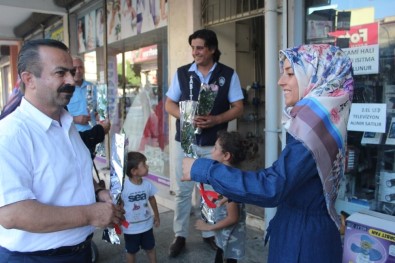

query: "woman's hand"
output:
182 158 195 181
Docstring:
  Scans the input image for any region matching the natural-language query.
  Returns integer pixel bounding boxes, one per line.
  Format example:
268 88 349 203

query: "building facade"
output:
0 0 394 231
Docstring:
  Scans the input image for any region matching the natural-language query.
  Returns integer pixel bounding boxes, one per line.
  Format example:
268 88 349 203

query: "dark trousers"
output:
0 243 92 263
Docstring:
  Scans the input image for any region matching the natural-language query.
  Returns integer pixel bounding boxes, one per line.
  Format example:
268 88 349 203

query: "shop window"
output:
72 1 169 181
305 0 395 216
306 8 336 43
113 44 169 180
84 51 97 82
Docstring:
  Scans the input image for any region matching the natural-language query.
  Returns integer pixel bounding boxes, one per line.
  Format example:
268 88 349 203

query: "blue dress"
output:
191 134 342 263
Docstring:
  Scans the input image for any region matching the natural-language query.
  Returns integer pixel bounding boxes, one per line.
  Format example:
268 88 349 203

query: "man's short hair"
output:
188 29 222 62
72 56 84 64
17 39 69 79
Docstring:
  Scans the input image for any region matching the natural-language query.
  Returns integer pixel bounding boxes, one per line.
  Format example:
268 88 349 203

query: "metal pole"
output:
264 0 280 232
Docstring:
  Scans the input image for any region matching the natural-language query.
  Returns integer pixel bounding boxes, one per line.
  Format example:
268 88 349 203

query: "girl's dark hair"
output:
17 39 69 79
126 151 147 177
188 29 221 62
216 130 247 166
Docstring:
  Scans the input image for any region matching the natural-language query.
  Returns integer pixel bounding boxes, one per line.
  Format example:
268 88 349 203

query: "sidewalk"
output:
93 205 268 263
94 164 268 262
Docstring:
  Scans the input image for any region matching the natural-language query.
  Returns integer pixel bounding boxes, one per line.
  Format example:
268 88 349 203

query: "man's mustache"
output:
58 84 75 94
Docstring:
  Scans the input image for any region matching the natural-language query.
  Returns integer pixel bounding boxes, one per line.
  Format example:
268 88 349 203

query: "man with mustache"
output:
0 39 124 263
0 78 110 161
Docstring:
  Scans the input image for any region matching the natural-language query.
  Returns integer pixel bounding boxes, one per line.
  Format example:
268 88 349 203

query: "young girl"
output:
121 151 160 263
195 130 247 263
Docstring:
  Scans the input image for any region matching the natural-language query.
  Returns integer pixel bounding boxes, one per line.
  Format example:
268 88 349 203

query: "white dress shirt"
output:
0 98 95 252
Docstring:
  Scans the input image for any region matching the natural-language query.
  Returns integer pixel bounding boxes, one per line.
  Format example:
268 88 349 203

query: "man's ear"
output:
20 72 34 90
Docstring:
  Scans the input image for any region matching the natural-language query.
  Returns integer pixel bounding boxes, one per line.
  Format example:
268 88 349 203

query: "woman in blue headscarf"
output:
182 44 354 262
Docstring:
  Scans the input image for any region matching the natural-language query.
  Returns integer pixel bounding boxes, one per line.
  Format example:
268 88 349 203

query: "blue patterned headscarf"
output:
279 44 354 228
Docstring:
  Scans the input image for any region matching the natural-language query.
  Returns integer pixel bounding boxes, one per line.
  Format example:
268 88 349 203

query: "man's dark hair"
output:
188 29 222 62
126 151 147 177
17 39 69 79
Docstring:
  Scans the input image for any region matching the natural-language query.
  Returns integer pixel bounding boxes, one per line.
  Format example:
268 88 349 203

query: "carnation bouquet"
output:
179 75 198 157
86 84 97 127
194 83 219 224
102 133 129 244
195 83 218 134
179 78 220 223
179 100 198 158
95 83 108 158
96 83 108 121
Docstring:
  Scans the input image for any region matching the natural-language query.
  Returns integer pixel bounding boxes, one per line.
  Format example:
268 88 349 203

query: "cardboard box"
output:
342 210 395 263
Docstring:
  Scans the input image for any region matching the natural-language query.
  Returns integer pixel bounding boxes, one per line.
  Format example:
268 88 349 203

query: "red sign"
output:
130 45 158 63
328 22 378 47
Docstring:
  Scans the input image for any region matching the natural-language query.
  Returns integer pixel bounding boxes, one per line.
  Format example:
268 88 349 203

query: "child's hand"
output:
195 219 211 231
218 197 228 207
154 216 160 227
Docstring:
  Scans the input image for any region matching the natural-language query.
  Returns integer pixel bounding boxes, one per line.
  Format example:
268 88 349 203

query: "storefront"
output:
6 0 393 230
304 0 395 217
196 0 395 228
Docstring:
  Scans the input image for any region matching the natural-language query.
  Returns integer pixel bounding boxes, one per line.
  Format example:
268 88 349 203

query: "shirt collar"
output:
76 79 89 89
188 62 217 83
20 98 73 131
188 62 217 74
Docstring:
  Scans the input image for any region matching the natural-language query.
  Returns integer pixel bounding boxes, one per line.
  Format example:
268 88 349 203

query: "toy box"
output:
342 210 395 263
